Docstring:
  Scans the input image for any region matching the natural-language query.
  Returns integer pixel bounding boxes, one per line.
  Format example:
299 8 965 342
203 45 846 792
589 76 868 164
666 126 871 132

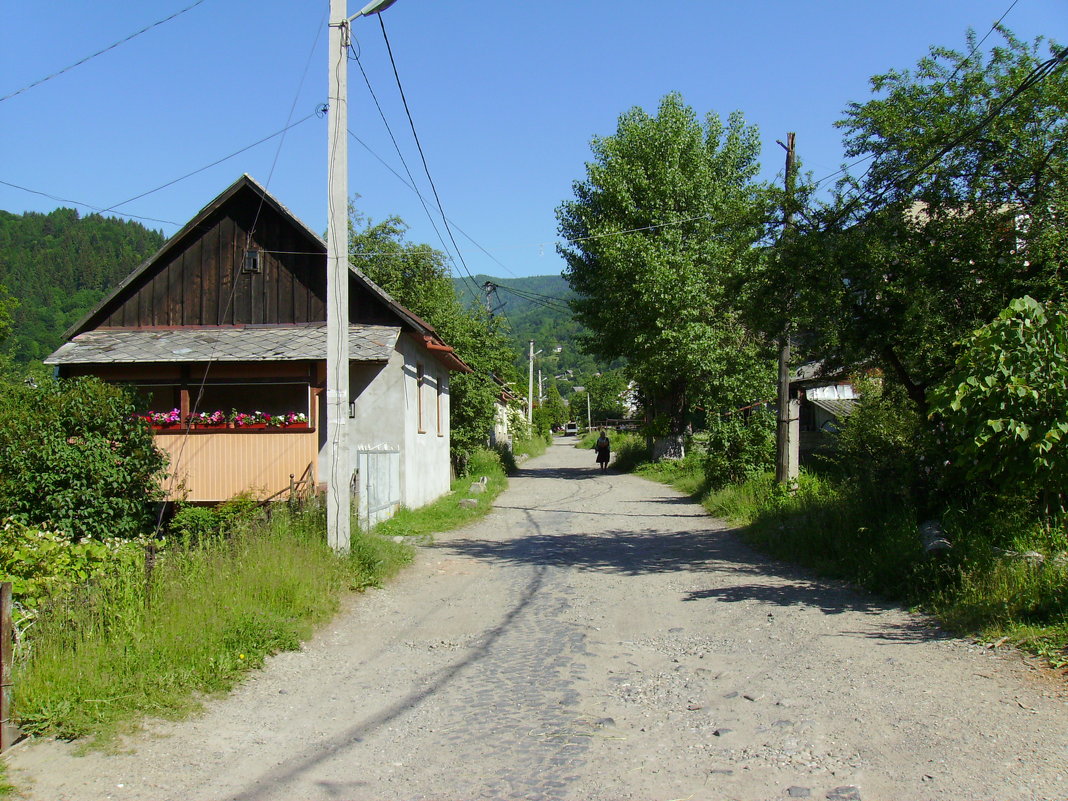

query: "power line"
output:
0 179 179 226
347 129 522 279
377 15 483 300
822 43 1068 231
1 0 209 103
349 45 465 288
102 112 317 213
813 0 1024 189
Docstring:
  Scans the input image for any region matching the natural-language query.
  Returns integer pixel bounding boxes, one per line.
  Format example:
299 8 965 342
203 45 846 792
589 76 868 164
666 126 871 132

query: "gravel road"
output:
9 438 1068 800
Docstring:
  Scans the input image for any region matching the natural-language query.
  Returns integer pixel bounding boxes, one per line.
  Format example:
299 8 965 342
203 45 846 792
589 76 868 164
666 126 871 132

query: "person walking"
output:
595 429 611 473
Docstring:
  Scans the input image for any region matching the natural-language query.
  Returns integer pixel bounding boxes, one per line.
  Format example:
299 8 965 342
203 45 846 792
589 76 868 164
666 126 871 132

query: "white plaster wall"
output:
316 338 452 513
396 334 451 509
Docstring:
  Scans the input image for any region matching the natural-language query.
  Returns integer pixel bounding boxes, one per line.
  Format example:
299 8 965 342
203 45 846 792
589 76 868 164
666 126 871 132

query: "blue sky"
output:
1 1 1064 282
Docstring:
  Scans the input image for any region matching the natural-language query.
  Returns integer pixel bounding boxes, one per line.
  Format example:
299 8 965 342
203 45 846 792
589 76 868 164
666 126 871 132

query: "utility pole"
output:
586 391 591 431
527 340 534 423
538 369 543 406
775 132 799 488
482 281 496 316
325 0 398 553
325 0 352 552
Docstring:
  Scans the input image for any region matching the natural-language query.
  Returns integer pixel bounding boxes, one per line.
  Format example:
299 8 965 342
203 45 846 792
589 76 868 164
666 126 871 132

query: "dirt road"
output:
9 439 1068 800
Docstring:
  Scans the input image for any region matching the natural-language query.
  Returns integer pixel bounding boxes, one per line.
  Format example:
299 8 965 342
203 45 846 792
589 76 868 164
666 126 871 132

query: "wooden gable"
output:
73 176 400 334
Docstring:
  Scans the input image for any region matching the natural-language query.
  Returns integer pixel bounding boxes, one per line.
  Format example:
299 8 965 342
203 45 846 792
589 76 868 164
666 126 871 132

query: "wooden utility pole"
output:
0 582 18 752
775 132 799 487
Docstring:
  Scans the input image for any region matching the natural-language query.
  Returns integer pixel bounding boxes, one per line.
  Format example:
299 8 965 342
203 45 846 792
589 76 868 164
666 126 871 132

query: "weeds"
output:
11 500 410 743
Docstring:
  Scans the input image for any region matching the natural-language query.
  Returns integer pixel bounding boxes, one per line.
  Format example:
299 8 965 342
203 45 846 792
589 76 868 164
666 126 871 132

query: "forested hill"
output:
455 273 621 394
0 208 165 362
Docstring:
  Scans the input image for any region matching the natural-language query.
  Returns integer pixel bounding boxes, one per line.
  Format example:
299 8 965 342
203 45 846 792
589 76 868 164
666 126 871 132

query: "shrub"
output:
0 518 148 611
701 409 775 490
826 378 928 504
0 376 167 540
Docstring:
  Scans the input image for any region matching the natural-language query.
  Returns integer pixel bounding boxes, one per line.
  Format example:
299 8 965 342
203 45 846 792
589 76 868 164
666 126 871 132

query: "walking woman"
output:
595 428 611 473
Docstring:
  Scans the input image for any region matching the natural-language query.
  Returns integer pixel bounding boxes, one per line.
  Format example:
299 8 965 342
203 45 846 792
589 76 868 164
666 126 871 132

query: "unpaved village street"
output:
9 439 1068 800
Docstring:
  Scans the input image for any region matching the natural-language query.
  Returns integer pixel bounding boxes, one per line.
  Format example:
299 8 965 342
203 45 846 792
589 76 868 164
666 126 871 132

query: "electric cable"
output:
101 112 317 214
0 179 178 226
813 0 1024 189
377 15 483 300
1 0 209 103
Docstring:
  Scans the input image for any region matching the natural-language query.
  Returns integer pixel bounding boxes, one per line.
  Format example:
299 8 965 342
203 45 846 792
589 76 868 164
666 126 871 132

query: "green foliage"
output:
558 92 775 434
0 208 164 362
12 500 412 742
0 519 148 612
751 29 1068 409
0 376 167 540
349 209 518 471
701 409 776 490
828 378 927 502
169 493 265 546
541 383 568 429
930 296 1068 511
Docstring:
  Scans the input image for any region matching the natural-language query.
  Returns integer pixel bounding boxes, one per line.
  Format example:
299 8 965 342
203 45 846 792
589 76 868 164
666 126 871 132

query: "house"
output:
489 377 519 450
790 362 859 462
45 175 470 521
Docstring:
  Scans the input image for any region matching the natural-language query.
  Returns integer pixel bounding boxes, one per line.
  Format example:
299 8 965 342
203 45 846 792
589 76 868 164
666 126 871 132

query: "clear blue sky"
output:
1 1 1064 283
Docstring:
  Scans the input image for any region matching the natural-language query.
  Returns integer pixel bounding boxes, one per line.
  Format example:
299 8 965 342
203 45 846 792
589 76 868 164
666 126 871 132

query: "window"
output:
436 379 443 436
416 363 426 433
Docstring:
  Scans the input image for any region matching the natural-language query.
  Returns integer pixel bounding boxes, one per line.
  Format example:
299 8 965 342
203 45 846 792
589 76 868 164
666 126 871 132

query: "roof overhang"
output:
45 324 400 365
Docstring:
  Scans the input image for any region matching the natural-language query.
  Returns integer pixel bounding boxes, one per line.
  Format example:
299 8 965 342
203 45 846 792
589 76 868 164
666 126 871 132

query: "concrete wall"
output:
317 335 451 514
396 333 451 509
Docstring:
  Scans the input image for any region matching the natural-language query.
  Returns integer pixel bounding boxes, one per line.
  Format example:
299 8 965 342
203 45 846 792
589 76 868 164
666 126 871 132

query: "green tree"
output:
542 383 568 429
929 296 1068 516
557 93 774 444
348 209 518 471
756 29 1068 410
0 377 167 540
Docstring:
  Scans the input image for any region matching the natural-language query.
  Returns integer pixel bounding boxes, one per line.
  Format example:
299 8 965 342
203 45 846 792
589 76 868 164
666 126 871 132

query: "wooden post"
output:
775 132 799 488
1 581 19 752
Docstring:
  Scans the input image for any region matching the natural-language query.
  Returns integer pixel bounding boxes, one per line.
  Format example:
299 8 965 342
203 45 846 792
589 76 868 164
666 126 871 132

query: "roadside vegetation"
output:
557 28 1068 672
0 432 519 747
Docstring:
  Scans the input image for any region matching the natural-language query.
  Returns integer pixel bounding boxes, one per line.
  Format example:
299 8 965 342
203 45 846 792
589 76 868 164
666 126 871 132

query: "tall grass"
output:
703 472 1068 664
13 501 411 742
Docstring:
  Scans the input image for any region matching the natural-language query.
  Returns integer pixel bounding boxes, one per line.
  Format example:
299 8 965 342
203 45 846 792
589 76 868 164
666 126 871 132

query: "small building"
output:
45 175 470 521
790 362 859 462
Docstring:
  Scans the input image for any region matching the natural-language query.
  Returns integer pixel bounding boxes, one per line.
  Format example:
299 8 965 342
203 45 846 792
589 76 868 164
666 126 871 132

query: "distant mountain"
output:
0 208 165 362
454 273 622 394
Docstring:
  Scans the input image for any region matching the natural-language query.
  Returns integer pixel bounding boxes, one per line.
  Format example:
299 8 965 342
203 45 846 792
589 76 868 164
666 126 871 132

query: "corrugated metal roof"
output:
44 325 400 365
809 397 857 419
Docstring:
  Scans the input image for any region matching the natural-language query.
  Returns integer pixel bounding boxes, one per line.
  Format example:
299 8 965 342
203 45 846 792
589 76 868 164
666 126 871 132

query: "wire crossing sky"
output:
1 1 1064 278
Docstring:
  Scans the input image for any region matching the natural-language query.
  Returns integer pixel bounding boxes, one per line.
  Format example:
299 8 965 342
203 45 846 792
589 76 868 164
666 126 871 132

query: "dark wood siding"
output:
90 185 330 329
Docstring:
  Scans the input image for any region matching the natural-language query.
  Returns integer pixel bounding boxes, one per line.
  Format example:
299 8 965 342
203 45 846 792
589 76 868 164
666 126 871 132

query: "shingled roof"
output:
45 324 400 365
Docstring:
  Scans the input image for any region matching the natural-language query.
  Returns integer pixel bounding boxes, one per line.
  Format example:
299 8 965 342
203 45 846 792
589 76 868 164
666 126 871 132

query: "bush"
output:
826 378 928 504
701 409 775 490
0 518 147 611
0 376 167 540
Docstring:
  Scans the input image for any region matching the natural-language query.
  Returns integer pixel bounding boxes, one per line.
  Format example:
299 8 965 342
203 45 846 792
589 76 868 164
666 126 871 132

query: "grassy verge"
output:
12 502 411 743
704 472 1068 669
11 447 511 745
513 434 550 461
609 447 1066 670
373 447 509 539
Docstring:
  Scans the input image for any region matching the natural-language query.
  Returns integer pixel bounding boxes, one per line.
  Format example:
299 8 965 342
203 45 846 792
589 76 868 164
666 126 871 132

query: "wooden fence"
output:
1 581 20 752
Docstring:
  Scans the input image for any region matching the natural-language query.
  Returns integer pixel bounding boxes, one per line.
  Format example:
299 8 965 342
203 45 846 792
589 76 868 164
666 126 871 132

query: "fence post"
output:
1 581 19 752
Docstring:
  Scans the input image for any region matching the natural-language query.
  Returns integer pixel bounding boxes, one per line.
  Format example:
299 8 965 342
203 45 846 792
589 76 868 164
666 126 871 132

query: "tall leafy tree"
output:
557 93 774 441
348 210 517 470
756 29 1068 409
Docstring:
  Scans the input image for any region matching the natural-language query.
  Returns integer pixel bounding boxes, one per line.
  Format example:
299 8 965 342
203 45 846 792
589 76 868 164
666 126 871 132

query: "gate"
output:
355 448 400 530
